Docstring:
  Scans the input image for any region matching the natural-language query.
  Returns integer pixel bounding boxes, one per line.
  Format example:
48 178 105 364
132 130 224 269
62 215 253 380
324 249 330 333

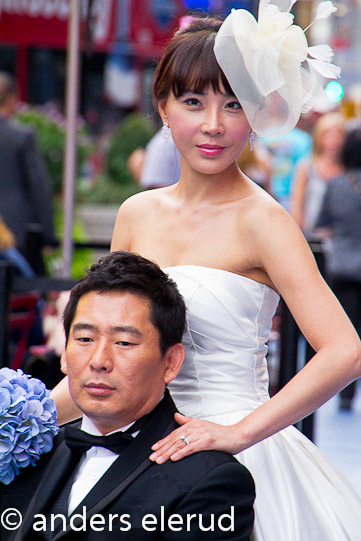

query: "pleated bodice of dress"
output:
166 265 279 419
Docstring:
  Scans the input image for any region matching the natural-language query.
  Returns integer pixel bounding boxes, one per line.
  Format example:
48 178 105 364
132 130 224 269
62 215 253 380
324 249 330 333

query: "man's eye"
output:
76 337 92 343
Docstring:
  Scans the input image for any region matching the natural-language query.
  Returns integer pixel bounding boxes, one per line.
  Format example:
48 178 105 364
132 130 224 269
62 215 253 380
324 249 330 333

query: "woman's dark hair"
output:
63 251 186 355
341 126 361 170
153 16 234 104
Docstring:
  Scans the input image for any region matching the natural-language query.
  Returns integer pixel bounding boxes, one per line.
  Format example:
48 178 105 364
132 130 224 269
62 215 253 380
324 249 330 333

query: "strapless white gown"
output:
165 265 361 541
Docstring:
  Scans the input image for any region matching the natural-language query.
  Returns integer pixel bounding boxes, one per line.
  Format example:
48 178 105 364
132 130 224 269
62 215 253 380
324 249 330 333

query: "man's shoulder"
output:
11 119 36 138
0 117 35 142
157 448 252 487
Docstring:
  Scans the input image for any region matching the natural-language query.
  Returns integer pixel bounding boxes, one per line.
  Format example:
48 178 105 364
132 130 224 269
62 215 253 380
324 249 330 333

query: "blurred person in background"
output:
0 214 33 276
260 120 312 210
237 141 273 194
316 126 361 411
140 129 181 189
291 112 346 239
0 71 55 271
127 129 181 189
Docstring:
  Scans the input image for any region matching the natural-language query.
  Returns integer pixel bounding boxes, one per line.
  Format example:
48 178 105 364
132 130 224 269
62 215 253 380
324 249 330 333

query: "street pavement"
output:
315 379 361 497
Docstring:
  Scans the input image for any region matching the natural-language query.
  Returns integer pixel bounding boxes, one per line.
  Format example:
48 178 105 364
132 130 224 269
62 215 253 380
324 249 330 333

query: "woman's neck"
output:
173 160 246 207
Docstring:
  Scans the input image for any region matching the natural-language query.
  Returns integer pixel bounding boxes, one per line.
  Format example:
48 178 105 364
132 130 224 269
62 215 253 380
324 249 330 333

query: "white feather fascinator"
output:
214 0 340 136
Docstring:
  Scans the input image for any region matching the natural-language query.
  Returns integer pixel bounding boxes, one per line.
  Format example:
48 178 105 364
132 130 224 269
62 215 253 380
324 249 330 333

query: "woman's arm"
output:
290 161 309 228
50 375 81 425
149 202 361 463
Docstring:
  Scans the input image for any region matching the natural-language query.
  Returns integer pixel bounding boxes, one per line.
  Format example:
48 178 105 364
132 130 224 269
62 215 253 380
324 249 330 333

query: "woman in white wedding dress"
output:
52 4 361 540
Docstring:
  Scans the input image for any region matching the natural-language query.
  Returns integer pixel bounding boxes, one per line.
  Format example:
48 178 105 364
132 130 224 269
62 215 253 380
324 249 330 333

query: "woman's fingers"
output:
149 415 231 464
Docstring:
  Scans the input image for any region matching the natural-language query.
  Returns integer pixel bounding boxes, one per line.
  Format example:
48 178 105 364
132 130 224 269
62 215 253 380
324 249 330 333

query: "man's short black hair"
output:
63 251 186 355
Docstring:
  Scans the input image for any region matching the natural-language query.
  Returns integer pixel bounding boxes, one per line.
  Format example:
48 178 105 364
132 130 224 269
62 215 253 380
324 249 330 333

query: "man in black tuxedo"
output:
0 251 255 540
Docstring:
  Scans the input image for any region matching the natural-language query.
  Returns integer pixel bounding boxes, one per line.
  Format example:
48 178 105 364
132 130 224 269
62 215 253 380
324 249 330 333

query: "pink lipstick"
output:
197 144 225 157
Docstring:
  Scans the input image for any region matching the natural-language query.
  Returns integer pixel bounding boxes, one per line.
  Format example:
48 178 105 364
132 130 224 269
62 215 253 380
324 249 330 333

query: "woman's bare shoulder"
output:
240 186 289 226
116 187 172 221
238 188 304 260
112 187 175 250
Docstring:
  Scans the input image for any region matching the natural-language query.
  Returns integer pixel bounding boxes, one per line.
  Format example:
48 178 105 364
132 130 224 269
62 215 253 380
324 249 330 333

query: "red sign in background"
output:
129 0 185 58
0 0 117 51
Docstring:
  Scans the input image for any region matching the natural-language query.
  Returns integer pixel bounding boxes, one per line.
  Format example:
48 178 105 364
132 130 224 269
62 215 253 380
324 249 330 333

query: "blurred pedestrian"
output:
0 215 33 276
260 122 312 210
140 129 181 189
316 125 361 411
126 129 181 189
291 113 345 239
0 72 55 271
237 141 273 194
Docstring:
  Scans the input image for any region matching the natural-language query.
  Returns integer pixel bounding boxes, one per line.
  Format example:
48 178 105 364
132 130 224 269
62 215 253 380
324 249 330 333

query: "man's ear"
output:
60 350 68 375
158 100 168 125
163 343 185 384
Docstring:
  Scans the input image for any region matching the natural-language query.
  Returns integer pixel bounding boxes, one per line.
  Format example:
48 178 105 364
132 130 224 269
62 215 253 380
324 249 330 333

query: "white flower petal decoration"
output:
307 44 334 62
315 1 337 21
214 0 340 136
307 58 341 79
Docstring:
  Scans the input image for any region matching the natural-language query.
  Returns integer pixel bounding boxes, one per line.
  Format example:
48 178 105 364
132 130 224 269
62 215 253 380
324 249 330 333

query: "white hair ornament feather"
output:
214 0 340 136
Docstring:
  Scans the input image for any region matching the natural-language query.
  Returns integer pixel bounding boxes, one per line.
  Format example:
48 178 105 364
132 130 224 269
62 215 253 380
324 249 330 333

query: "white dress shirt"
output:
67 416 138 515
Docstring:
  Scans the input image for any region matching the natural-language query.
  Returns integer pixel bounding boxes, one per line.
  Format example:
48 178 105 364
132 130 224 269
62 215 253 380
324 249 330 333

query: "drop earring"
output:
162 121 170 143
248 129 255 151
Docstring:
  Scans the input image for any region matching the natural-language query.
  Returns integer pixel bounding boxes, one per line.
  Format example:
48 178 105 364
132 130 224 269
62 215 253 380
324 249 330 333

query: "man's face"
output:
62 291 182 434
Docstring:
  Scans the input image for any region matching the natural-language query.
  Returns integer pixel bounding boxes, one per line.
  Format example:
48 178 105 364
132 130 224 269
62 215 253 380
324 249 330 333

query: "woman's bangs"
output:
171 43 234 98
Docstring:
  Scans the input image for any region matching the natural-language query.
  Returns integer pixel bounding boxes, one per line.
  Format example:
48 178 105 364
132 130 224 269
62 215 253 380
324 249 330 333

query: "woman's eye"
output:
226 101 242 110
225 99 242 109
183 97 201 106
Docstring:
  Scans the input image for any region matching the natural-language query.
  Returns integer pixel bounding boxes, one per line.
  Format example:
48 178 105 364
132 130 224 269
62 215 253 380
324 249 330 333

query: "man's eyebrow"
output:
72 323 142 338
72 323 98 333
110 326 142 338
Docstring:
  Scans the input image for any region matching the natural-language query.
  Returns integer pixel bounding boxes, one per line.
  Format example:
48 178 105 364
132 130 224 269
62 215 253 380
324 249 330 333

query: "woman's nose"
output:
201 107 224 135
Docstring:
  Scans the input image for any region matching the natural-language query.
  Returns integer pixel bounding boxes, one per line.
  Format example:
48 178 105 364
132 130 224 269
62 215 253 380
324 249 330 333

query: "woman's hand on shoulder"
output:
149 413 241 463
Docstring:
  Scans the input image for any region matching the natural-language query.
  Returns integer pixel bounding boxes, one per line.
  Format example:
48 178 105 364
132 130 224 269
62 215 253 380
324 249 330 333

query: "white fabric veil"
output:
214 0 340 136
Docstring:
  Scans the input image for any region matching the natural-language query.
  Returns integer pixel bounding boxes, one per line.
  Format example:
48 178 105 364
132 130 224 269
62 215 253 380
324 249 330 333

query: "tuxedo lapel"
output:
15 439 80 541
60 392 178 532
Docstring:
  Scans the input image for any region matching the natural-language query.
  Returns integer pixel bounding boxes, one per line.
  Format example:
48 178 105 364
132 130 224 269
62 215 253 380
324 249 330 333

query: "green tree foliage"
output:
106 113 155 185
15 105 93 194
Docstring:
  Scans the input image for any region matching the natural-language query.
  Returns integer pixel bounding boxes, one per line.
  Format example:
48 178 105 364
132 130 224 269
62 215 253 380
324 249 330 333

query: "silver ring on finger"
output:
180 435 190 446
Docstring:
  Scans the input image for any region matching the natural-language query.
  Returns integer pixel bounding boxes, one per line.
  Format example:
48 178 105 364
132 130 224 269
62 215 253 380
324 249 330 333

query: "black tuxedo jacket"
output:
0 392 255 540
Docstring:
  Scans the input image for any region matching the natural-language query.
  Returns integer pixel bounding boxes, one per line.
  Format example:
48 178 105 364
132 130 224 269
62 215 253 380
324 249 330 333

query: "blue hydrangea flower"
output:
0 368 59 484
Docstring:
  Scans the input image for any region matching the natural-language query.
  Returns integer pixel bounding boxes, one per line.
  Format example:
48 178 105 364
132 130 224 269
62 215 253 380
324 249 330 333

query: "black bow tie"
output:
64 427 135 455
64 412 149 456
